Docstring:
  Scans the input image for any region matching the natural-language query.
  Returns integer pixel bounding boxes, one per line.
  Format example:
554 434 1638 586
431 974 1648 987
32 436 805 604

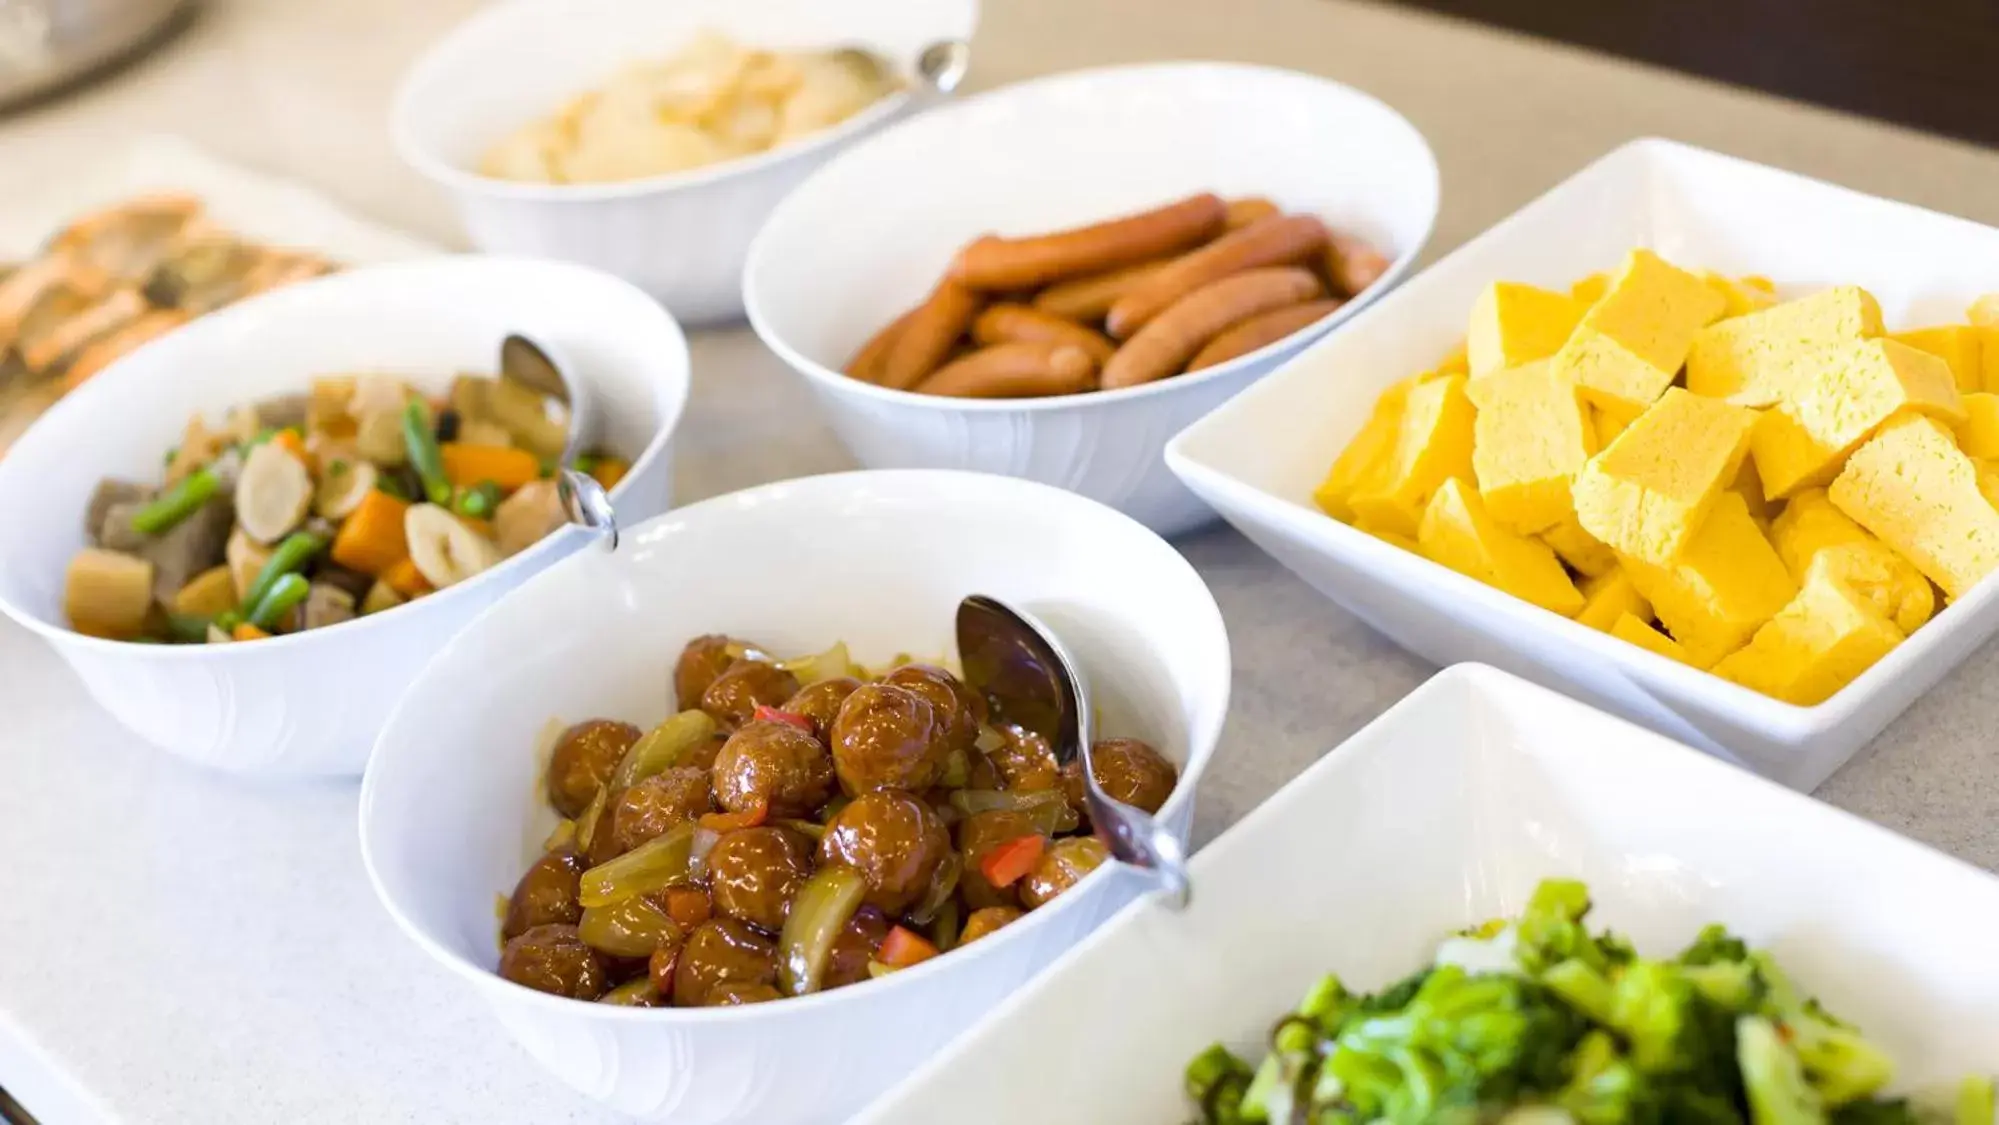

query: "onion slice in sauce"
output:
778 864 867 995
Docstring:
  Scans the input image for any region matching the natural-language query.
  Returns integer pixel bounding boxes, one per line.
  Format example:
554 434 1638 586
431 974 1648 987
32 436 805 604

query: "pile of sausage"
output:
844 192 1391 398
495 633 1179 1008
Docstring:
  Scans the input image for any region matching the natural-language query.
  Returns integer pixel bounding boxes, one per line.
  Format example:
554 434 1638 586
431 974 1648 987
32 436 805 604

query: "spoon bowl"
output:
956 593 1192 908
499 331 619 548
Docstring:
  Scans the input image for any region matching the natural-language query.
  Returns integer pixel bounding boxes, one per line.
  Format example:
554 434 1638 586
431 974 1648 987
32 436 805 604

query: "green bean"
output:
452 480 502 520
129 467 219 535
578 822 697 908
401 399 452 505
609 710 719 790
246 572 310 630
214 609 243 633
165 613 212 644
238 531 325 612
374 473 410 501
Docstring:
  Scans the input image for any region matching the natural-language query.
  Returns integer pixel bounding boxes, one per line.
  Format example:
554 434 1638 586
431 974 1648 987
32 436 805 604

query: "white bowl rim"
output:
0 254 691 661
358 466 1232 1024
740 59 1440 414
1163 134 1989 725
386 0 942 204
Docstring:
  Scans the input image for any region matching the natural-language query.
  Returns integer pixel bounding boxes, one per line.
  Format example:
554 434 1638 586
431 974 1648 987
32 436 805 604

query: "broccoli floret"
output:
1681 924 1752 967
1955 1075 1995 1125
1609 961 1740 1087
1556 1030 1658 1125
1187 1043 1256 1125
1516 880 1612 974
1316 967 1587 1122
1827 1098 1924 1125
1747 955 1892 1106
1542 958 1618 1025
1738 1015 1828 1125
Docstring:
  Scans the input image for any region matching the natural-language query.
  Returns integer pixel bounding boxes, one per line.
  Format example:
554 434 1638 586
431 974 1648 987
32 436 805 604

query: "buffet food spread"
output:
0 6 1995 1125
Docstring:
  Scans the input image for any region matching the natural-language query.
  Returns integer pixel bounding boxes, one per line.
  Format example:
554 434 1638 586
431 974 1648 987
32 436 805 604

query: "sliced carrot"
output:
271 428 308 466
590 457 630 492
440 443 540 491
662 887 712 931
698 802 769 833
329 488 410 577
980 834 1046 888
232 622 271 641
877 925 940 969
380 556 432 599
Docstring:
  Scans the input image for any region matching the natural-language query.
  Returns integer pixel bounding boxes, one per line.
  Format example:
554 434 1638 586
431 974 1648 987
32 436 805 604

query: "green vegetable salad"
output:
1186 879 1995 1125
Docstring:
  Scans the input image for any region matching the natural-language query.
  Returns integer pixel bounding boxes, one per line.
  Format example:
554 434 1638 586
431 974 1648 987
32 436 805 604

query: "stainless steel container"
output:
0 0 191 110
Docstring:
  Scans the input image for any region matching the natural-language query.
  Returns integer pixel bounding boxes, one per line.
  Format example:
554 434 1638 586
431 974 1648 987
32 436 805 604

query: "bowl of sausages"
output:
743 61 1437 535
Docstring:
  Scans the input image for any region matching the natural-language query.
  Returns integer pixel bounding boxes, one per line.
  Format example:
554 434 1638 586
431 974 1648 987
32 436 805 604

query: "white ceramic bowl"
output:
359 469 1231 1125
743 62 1438 538
1168 137 1999 790
391 0 979 325
856 664 1999 1124
0 257 689 777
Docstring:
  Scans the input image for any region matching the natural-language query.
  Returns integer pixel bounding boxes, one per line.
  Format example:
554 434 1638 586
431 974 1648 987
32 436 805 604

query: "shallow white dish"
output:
0 256 690 776
856 663 1999 1124
0 133 438 264
744 61 1437 538
359 469 1231 1125
391 0 979 324
1167 137 1999 789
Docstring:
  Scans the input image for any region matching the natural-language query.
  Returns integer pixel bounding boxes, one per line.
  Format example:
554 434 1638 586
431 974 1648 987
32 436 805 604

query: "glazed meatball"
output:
674 634 742 709
681 730 729 775
1020 836 1109 909
823 906 890 990
988 723 1062 793
957 809 1043 910
707 982 783 1006
712 721 835 817
782 677 862 740
830 683 950 795
603 767 713 858
547 719 642 818
1090 738 1177 814
700 659 801 730
502 850 585 939
708 826 813 932
960 906 1023 945
880 664 985 755
819 789 951 914
499 924 610 1000
672 918 778 1007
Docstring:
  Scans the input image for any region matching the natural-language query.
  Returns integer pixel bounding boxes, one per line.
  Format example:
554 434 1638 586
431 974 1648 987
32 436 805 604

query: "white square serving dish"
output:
854 664 1999 1125
1165 137 1999 789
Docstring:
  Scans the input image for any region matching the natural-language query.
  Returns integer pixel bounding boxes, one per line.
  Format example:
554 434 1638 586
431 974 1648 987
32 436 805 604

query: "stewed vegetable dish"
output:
62 370 628 642
495 633 1180 1007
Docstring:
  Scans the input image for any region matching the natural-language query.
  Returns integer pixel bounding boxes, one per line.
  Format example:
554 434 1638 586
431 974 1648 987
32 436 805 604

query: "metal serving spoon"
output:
956 594 1192 909
499 333 618 549
833 38 971 99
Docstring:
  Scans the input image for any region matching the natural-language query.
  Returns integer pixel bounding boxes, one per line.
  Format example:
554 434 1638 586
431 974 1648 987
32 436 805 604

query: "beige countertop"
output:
0 1 1995 1121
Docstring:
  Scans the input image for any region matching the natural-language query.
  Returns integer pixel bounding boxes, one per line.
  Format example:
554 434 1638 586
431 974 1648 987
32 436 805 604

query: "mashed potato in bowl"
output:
481 31 900 185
